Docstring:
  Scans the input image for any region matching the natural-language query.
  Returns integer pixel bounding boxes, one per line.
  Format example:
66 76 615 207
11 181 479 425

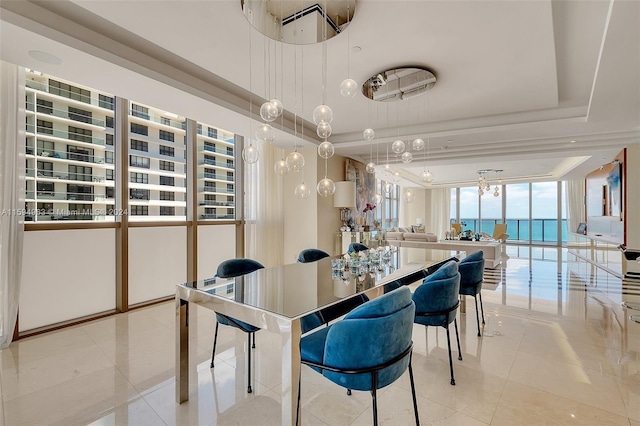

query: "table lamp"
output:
334 181 356 229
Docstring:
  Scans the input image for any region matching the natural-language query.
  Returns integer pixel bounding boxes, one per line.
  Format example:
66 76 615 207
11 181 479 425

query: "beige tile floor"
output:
1 247 639 425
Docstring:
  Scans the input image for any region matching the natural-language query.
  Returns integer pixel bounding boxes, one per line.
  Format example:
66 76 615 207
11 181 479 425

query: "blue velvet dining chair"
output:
297 248 330 263
212 258 264 393
412 260 462 385
458 250 486 336
299 287 420 426
347 242 369 254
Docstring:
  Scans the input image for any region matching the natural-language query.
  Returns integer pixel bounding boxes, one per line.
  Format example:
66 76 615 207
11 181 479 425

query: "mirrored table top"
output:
178 248 461 321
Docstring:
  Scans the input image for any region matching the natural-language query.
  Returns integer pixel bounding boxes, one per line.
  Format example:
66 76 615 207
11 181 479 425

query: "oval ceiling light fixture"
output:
240 0 355 44
362 67 436 102
28 50 62 65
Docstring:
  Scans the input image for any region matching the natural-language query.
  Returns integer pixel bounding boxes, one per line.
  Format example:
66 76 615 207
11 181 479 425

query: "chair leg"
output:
445 326 456 385
479 292 486 325
408 354 420 425
247 333 253 393
295 370 302 426
210 322 219 368
454 318 462 361
473 295 481 337
371 373 379 426
252 332 256 348
347 389 351 395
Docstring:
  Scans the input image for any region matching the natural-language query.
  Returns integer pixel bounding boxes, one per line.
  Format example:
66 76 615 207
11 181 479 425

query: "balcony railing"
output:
198 200 235 207
30 191 105 201
200 214 235 220
129 109 185 130
202 172 234 181
451 218 568 243
202 145 234 156
25 101 107 127
26 124 106 146
30 169 105 183
201 158 235 169
201 186 235 194
32 148 104 164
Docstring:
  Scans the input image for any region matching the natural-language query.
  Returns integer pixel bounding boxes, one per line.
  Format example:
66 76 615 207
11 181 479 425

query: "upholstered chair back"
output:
412 260 460 327
459 251 485 295
298 249 330 263
216 258 264 278
319 287 415 390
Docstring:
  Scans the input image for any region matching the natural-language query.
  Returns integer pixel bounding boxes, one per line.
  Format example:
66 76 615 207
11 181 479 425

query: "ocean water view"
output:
454 219 569 242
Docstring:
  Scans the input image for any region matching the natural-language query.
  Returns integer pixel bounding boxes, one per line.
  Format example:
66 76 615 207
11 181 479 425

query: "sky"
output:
453 182 566 219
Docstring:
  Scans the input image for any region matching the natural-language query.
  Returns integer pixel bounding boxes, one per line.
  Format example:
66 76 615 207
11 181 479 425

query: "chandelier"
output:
477 169 503 197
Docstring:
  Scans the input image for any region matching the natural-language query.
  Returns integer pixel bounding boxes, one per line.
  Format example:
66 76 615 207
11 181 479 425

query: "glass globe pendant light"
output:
274 158 288 176
391 139 405 154
270 98 283 117
242 144 259 164
317 122 332 139
412 138 425 151
340 78 358 98
317 177 335 197
401 151 413 163
366 162 376 173
260 101 279 122
295 181 311 199
374 192 384 204
317 141 334 159
363 128 375 141
421 170 434 183
313 105 333 125
286 151 305 172
255 123 275 142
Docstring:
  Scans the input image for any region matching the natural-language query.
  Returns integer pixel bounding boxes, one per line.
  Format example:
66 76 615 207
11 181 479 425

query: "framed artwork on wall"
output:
345 158 375 219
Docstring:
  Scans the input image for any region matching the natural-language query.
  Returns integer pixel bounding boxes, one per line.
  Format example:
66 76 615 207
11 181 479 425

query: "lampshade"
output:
334 181 356 208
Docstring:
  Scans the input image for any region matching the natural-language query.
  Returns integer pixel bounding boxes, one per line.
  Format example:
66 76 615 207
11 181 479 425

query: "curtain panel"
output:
0 62 25 348
428 188 451 240
244 139 285 267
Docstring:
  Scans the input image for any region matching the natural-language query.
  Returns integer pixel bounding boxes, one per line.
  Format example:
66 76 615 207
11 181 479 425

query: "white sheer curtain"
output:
565 179 585 233
428 188 451 240
244 139 285 267
0 62 25 348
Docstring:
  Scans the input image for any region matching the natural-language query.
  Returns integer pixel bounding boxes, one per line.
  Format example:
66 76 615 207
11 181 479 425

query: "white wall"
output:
402 188 427 229
198 224 237 279
20 229 116 331
128 226 186 304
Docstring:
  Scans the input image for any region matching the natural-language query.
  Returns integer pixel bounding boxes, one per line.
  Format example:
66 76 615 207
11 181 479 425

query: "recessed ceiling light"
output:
447 140 452 143
28 50 62 65
570 140 577 143
352 46 362 52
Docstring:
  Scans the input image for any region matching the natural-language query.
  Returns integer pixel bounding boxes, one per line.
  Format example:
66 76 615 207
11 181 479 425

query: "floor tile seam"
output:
137 388 171 426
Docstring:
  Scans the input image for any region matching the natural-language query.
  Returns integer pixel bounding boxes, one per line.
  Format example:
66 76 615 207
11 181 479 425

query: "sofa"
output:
386 231 506 269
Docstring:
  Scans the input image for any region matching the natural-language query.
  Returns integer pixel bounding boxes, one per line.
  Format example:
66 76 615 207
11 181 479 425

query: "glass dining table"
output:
175 247 462 425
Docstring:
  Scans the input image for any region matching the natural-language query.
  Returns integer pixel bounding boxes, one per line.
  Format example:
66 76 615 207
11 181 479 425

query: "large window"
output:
481 189 502 236
130 172 148 184
159 130 174 142
130 139 148 152
458 187 479 232
505 183 530 241
131 123 148 136
131 103 149 119
532 182 559 242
